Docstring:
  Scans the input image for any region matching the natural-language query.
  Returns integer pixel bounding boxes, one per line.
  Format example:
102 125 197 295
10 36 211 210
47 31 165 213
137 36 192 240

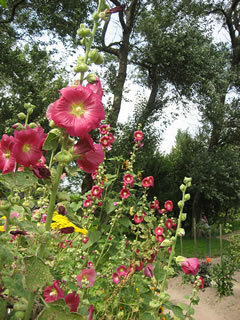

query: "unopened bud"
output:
181 213 187 221
86 73 98 83
17 112 26 120
177 228 185 237
74 63 88 73
29 122 37 128
180 184 185 192
184 193 190 201
178 200 184 209
94 53 104 65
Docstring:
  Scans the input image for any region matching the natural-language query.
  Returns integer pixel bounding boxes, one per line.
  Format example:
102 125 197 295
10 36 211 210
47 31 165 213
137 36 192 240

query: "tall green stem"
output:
24 292 35 320
45 163 63 231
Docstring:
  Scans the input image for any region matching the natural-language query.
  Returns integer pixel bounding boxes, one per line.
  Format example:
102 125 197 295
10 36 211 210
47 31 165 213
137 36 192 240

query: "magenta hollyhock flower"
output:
99 124 109 135
164 200 173 212
165 218 173 229
135 261 145 271
32 163 51 179
133 214 144 224
181 258 200 276
108 132 115 144
146 251 158 263
150 200 159 210
91 169 98 180
142 176 154 188
117 265 128 277
120 186 130 199
0 134 16 174
88 261 94 268
76 268 97 288
155 226 164 236
43 280 65 303
82 235 89 244
41 214 47 223
12 126 46 167
91 185 103 198
123 173 134 187
155 234 165 243
74 135 105 174
51 85 105 137
65 291 80 312
83 199 92 208
100 135 111 148
112 272 121 284
88 305 94 320
144 263 154 278
46 103 54 121
158 208 166 214
86 77 103 98
133 130 144 142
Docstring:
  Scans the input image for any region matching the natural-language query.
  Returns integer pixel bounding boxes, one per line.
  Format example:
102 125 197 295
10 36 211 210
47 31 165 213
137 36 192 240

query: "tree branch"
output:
0 0 26 24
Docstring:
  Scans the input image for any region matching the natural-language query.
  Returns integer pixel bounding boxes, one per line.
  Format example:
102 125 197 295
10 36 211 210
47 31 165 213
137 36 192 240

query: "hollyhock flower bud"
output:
181 258 200 275
144 263 154 278
184 193 191 201
86 73 98 83
76 268 96 288
182 213 187 221
177 228 185 237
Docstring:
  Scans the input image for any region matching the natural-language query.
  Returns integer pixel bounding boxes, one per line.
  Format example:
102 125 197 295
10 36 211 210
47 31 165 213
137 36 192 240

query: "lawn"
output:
175 236 230 258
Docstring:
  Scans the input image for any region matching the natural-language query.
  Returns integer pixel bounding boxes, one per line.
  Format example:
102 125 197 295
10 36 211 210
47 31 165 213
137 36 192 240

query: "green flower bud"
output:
49 120 56 128
15 124 24 130
14 303 27 312
161 239 171 247
184 193 191 201
24 102 30 109
77 56 85 63
159 292 170 303
175 256 185 265
83 28 91 37
94 53 104 65
181 213 187 221
93 12 99 21
89 49 99 62
177 228 185 237
14 311 25 320
55 150 73 163
17 112 26 120
179 184 186 192
80 38 88 46
27 108 33 115
86 73 98 83
184 177 192 184
29 122 37 129
74 63 88 73
149 300 161 308
178 200 184 209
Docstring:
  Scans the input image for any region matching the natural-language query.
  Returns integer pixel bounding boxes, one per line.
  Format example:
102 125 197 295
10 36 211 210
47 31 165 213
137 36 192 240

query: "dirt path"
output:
167 263 240 320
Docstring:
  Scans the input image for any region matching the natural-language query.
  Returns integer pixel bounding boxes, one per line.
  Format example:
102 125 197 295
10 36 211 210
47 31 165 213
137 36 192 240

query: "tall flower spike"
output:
51 85 105 137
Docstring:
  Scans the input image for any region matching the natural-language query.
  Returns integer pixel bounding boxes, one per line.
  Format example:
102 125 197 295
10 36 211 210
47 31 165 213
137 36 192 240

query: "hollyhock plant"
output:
165 218 173 229
12 126 46 167
123 173 134 187
43 280 65 303
181 258 200 276
50 85 105 137
76 268 97 288
0 134 16 174
91 185 103 198
155 226 164 236
65 291 80 312
120 186 130 199
133 130 144 142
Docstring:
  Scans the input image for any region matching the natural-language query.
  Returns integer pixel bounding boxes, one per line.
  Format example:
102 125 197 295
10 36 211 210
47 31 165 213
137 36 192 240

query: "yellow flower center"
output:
3 149 11 159
49 288 57 296
23 144 31 153
71 102 85 117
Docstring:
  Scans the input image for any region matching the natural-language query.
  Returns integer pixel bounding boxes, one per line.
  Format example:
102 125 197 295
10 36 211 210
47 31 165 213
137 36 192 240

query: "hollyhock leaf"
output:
42 131 60 151
0 171 38 189
37 304 84 319
24 256 53 292
154 261 165 282
3 273 29 299
141 312 155 320
82 231 101 250
119 217 132 228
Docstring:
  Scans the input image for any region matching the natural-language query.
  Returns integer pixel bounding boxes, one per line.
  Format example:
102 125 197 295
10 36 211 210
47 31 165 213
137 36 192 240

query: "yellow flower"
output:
51 211 87 235
129 207 134 216
0 225 5 232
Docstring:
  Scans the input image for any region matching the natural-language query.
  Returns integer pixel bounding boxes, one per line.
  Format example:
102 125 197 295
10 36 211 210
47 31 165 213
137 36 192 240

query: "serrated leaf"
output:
37 305 84 319
24 256 53 292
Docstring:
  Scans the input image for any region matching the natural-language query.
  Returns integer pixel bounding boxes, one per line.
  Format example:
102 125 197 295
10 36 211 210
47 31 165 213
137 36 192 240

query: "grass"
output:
231 219 240 232
175 236 230 259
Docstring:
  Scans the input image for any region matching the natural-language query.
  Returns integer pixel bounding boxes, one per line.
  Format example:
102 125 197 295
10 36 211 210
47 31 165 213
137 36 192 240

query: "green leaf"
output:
119 216 132 228
140 312 155 320
24 256 53 292
0 171 38 189
154 261 165 282
82 230 101 250
0 0 7 8
3 273 29 299
37 305 84 320
42 130 59 151
0 298 7 320
105 199 116 214
0 245 14 266
164 301 185 320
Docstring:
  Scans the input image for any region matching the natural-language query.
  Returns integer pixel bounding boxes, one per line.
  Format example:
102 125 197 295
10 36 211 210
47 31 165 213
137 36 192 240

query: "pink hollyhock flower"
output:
83 199 92 208
133 214 144 224
88 305 94 320
146 251 158 263
12 126 46 167
133 130 144 142
155 226 164 236
164 200 173 212
144 263 154 278
123 173 134 187
120 186 130 199
76 268 96 288
43 280 65 303
142 176 154 188
168 247 172 255
100 135 111 148
150 200 159 210
41 214 47 223
117 265 128 277
199 276 205 289
158 208 166 214
65 291 80 312
0 134 16 174
86 77 103 98
112 272 121 284
74 135 105 174
46 103 54 121
99 124 109 135
91 185 103 198
51 85 105 137
155 234 165 243
165 218 173 229
181 258 200 276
